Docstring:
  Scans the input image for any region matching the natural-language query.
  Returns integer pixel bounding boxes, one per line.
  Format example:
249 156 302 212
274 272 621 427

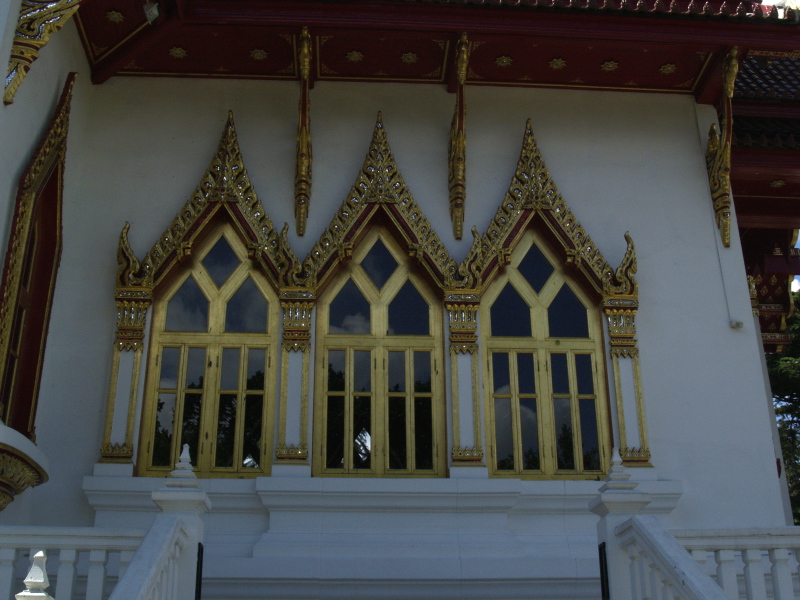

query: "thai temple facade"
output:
0 0 799 598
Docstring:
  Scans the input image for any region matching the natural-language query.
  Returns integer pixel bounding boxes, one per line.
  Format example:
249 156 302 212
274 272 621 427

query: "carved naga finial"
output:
603 232 638 299
116 222 142 289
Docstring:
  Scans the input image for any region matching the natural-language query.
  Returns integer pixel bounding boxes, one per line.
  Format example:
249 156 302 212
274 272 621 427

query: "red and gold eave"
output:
74 0 798 102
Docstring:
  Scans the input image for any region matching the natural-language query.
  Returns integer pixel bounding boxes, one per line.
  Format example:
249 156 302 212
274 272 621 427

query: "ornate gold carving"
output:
281 290 315 348
445 292 479 352
295 27 313 236
495 56 512 67
549 58 567 70
250 49 267 61
276 443 308 460
449 33 469 240
0 443 48 510
620 446 652 467
452 446 484 462
106 10 124 23
748 275 760 316
114 224 153 350
600 60 619 72
400 52 418 64
0 73 74 420
706 47 739 248
659 63 677 74
168 47 187 59
4 0 80 104
300 114 460 291
346 51 364 62
99 442 133 462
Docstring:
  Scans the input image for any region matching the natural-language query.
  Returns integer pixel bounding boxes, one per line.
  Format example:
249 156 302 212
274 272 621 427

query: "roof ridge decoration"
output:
4 0 81 105
117 111 301 292
298 112 460 291
456 118 636 298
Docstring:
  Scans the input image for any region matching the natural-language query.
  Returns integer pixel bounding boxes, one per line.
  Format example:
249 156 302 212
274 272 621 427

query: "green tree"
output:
767 290 800 524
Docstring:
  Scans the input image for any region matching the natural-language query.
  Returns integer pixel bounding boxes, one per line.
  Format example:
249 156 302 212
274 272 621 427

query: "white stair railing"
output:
616 515 731 600
0 528 144 600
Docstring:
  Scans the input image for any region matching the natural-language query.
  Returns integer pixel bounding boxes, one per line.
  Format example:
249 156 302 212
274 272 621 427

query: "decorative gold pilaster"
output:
101 224 153 462
295 27 312 236
748 275 760 317
706 47 739 248
446 291 483 463
603 233 651 467
276 288 315 461
4 0 80 105
448 33 469 240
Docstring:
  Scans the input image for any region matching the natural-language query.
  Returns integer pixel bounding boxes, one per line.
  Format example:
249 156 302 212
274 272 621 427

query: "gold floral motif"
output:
99 442 133 461
549 58 567 70
346 50 364 62
0 444 48 510
0 74 74 414
250 49 267 61
4 0 80 104
706 47 739 248
400 52 418 64
620 447 652 466
276 443 308 460
770 179 786 188
168 47 187 59
452 446 484 462
600 60 619 72
659 63 677 74
495 55 512 67
106 10 123 23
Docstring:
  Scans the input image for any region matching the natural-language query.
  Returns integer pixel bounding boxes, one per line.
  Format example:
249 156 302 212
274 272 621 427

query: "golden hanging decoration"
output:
706 47 739 248
448 32 469 240
4 0 80 105
295 26 313 236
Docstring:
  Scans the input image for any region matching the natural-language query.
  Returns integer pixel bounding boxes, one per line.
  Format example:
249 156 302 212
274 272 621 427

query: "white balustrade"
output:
0 528 144 600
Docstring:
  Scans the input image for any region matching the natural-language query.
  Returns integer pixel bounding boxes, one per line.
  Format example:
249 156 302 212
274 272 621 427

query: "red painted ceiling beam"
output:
736 196 800 229
174 0 800 51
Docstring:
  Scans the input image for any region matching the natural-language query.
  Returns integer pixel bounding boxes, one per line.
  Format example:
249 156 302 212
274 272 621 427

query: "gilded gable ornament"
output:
4 0 80 105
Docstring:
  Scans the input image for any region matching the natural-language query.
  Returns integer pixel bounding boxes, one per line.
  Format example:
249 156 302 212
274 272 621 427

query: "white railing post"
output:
85 549 107 600
768 548 794 600
714 549 739 600
590 449 653 600
54 548 77 600
15 551 53 600
741 547 767 600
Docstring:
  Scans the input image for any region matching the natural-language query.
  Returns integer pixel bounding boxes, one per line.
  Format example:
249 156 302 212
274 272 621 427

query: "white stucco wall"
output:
0 43 786 534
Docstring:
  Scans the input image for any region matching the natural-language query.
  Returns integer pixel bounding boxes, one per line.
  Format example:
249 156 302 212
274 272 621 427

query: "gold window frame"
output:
481 229 610 479
313 227 446 477
138 222 280 477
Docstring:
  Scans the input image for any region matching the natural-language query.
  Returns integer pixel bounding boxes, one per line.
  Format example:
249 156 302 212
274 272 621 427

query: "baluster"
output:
691 549 708 573
118 550 135 583
628 543 642 600
170 553 178 599
768 548 794 600
0 548 18 600
742 548 767 600
660 575 675 600
637 547 650 600
715 549 740 600
647 559 661 600
54 549 77 600
85 549 107 600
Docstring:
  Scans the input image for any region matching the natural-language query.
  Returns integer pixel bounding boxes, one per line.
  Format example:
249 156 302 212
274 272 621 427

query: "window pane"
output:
180 392 202 467
159 347 180 389
246 348 266 391
361 239 397 290
329 279 370 334
226 277 268 333
202 236 240 288
414 397 433 470
575 354 594 395
220 347 240 390
518 244 553 294
353 396 371 469
185 347 205 389
353 350 371 392
166 276 208 332
492 352 510 394
494 397 514 471
520 397 540 470
215 393 237 467
490 284 531 337
152 393 176 467
414 351 431 393
548 285 589 338
388 280 429 336
554 397 575 470
326 395 344 469
579 398 600 471
388 351 405 393
551 353 570 394
242 394 263 468
388 396 406 470
327 351 345 392
517 353 535 395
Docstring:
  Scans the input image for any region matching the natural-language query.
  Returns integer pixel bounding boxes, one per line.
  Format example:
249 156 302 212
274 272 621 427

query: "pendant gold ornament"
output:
449 32 469 240
295 27 313 236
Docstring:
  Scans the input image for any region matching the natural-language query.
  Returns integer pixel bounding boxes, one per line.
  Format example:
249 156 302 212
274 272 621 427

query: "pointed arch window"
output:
482 230 609 478
139 222 279 476
314 229 445 477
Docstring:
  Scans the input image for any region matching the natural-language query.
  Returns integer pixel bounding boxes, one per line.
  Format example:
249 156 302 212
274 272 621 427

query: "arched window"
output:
482 230 609 478
314 228 445 476
138 221 279 476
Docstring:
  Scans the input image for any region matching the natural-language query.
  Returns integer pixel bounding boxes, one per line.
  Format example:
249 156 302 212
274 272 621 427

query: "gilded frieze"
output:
4 0 80 104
